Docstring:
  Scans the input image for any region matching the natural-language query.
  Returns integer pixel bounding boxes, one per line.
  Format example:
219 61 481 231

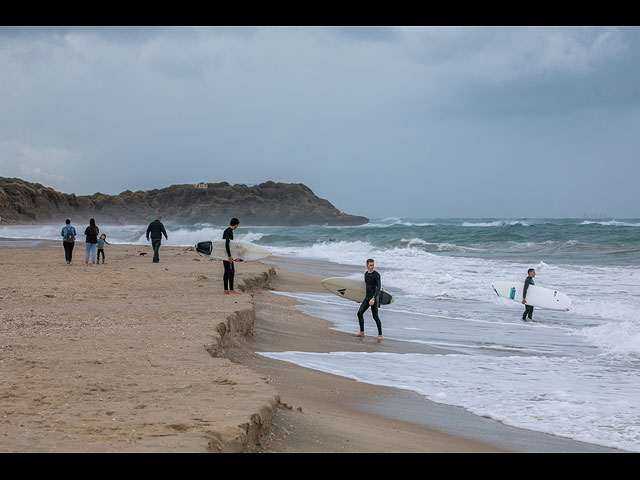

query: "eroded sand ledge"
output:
0 244 281 453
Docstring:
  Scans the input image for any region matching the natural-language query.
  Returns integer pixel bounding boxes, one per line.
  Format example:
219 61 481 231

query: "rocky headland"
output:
0 177 368 226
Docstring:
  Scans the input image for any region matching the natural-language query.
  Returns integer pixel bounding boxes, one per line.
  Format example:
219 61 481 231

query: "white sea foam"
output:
400 238 483 253
259 350 640 452
581 220 640 227
461 220 531 227
0 224 266 248
270 240 377 264
0 224 70 240
364 217 436 228
272 238 640 325
580 321 640 356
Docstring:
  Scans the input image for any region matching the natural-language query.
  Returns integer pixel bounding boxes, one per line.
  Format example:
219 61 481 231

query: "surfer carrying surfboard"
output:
521 268 535 321
223 218 240 294
354 258 383 340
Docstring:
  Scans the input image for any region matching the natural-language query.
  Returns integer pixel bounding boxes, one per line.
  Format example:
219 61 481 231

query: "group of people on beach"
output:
59 215 240 299
60 216 169 266
60 218 110 266
61 215 537 340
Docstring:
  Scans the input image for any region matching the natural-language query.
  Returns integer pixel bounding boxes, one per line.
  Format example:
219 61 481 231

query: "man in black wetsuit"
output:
223 218 240 294
521 268 536 321
146 216 168 263
354 258 383 340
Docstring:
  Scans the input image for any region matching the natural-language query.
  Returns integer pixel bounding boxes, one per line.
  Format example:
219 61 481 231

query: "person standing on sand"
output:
522 268 536 321
354 258 383 341
84 218 99 266
146 216 168 263
223 218 240 294
61 218 76 265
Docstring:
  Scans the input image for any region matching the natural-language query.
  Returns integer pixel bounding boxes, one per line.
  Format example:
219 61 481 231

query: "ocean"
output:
2 217 639 451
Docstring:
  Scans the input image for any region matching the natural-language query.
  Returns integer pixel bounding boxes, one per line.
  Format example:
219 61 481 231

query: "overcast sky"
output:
1 26 639 219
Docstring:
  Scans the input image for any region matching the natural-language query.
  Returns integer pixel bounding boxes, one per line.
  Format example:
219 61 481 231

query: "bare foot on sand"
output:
353 332 365 338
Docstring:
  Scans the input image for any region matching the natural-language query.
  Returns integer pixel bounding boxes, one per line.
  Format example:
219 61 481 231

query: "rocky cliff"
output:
0 177 368 226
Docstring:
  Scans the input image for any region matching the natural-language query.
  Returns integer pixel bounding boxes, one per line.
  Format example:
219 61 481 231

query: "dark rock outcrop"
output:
0 177 368 226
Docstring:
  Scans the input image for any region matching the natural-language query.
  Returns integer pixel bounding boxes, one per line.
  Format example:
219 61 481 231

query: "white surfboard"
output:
195 240 272 262
320 277 394 305
491 280 571 310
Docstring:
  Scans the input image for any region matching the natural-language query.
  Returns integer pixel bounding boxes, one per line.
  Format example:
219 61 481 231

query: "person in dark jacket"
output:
146 216 168 263
84 218 99 266
61 218 76 265
354 258 383 340
521 268 536 321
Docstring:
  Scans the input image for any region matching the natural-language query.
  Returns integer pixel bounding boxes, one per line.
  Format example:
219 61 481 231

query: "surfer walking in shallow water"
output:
521 268 535 321
354 258 383 340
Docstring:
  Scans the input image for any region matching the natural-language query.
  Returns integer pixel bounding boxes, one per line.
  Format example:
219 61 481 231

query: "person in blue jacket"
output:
61 218 76 265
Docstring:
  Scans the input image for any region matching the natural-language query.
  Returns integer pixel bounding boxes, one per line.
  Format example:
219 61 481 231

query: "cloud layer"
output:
1 26 638 218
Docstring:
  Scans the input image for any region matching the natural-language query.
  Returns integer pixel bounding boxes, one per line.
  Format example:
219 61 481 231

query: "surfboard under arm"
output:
491 281 571 310
194 240 272 262
321 277 394 305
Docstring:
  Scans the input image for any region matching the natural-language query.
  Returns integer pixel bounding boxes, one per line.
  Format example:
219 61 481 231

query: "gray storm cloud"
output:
1 26 638 218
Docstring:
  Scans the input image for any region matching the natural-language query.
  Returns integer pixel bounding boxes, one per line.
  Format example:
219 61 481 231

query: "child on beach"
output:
96 234 110 264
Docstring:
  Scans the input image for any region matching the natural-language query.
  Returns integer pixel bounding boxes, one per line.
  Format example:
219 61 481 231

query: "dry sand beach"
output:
0 242 618 453
0 243 280 452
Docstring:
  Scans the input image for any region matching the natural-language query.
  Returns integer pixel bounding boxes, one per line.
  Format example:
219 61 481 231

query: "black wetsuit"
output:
222 227 235 291
357 270 382 335
522 276 534 320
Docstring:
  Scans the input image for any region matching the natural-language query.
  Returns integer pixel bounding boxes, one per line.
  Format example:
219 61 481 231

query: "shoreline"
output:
229 257 624 453
0 242 625 452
